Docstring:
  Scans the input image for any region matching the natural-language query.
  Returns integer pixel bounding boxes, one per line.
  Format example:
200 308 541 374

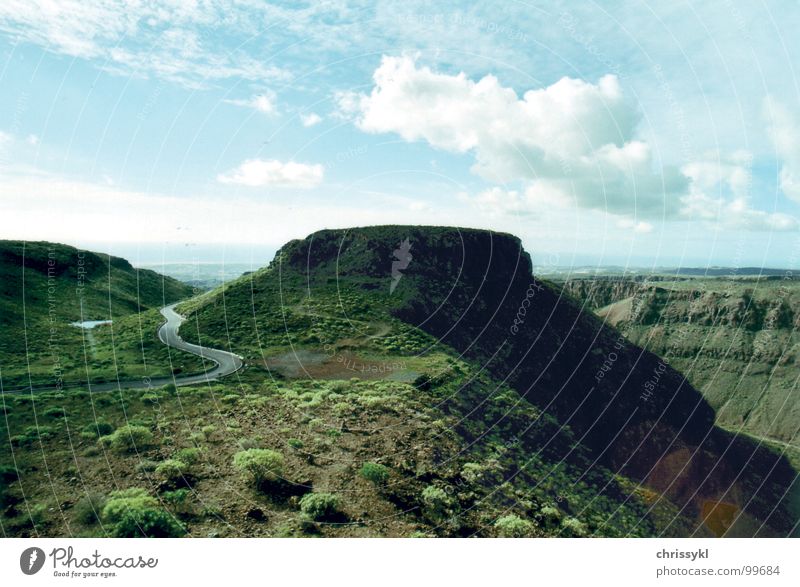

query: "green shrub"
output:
10 434 30 447
233 449 284 486
237 437 259 450
162 489 193 517
102 488 159 523
42 406 66 418
25 425 54 439
359 462 389 486
460 462 484 483
421 485 452 519
494 514 533 538
539 505 562 529
72 492 107 525
176 447 202 465
113 508 185 537
287 438 303 450
299 493 342 522
80 421 114 440
99 425 154 452
155 459 188 485
560 517 588 537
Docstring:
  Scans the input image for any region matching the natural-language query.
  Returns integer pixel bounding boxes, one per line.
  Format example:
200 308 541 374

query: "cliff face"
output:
560 276 800 451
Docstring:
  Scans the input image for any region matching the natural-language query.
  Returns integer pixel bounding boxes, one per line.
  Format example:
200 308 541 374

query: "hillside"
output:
0 241 204 388
3 228 796 538
168 226 797 537
560 276 800 450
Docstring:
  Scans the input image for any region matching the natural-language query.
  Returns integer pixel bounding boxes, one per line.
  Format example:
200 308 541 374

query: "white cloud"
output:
460 187 534 217
300 112 323 127
224 93 277 115
0 1 289 88
340 55 687 219
217 159 324 188
0 170 467 247
341 55 797 233
764 97 800 203
25 134 39 146
617 218 654 234
681 152 798 231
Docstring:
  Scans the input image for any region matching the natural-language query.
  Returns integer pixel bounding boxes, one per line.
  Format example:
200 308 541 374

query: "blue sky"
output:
0 1 799 267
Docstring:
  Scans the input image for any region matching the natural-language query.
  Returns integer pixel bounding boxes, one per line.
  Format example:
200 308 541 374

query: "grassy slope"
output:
4 229 796 538
561 276 800 447
1 236 693 538
0 241 205 387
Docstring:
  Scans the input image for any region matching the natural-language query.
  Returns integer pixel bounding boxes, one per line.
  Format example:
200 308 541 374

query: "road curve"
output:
155 303 244 385
6 304 243 394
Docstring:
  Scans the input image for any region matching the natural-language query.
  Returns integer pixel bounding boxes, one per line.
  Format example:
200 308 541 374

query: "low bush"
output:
98 425 154 452
155 459 188 485
80 421 114 440
102 488 158 524
72 492 107 525
421 485 452 520
176 447 202 465
359 462 389 486
233 449 284 487
494 514 534 538
113 508 185 537
101 488 184 538
42 406 66 418
299 493 342 522
560 517 588 537
162 489 193 517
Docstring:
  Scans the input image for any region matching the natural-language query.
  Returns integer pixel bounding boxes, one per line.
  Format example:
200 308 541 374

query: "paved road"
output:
155 304 244 385
5 304 243 394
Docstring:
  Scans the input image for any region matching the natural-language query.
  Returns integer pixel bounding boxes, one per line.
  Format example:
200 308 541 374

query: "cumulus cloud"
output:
300 112 323 127
681 152 797 231
460 187 530 217
339 55 687 218
217 159 324 188
764 96 800 203
224 93 277 115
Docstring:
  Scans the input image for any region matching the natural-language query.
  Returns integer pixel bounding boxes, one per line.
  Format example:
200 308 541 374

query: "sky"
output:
0 0 799 268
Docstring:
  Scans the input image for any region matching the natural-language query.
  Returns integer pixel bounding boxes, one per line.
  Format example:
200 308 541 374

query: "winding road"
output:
155 304 244 386
7 304 243 394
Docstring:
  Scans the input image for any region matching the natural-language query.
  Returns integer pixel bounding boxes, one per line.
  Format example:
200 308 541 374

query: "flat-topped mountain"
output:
177 226 798 536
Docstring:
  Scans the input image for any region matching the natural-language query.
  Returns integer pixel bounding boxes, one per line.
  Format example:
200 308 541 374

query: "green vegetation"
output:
99 425 154 452
233 449 284 487
562 275 800 452
359 462 389 486
299 493 342 522
494 514 534 538
155 459 189 485
3 228 797 538
0 240 206 388
103 488 184 537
